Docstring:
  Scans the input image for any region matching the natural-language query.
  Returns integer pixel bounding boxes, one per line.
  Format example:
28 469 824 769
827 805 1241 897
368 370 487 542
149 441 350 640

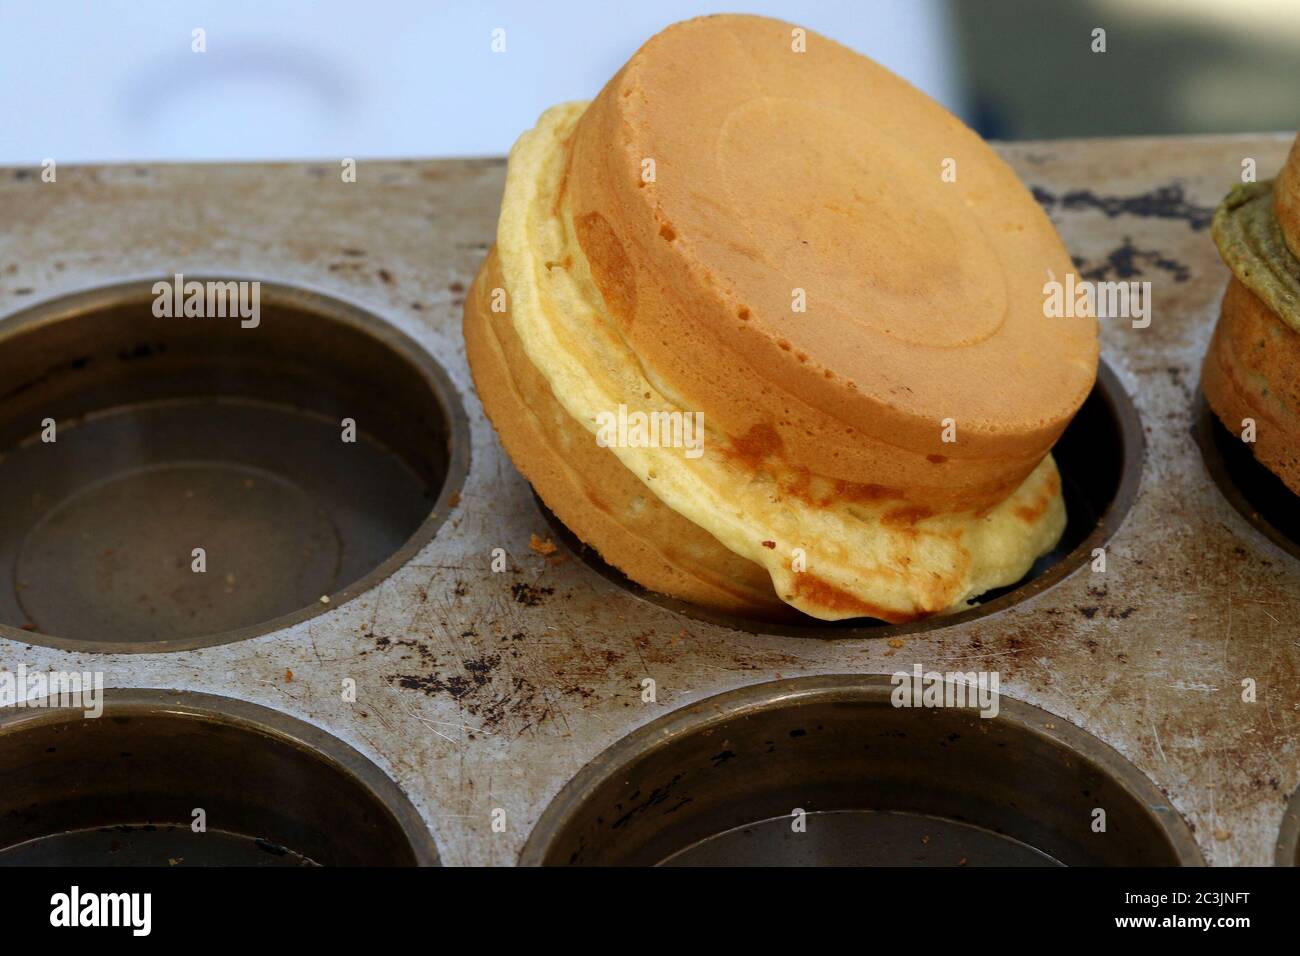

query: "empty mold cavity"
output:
0 279 468 652
522 676 1202 866
0 689 438 866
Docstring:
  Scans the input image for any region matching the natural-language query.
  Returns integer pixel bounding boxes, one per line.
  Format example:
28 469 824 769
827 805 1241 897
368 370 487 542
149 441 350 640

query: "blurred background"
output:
0 0 1295 165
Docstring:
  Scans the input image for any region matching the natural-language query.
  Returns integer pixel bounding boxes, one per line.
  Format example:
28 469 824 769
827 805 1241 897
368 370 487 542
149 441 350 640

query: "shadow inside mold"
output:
1194 392 1300 561
0 689 440 867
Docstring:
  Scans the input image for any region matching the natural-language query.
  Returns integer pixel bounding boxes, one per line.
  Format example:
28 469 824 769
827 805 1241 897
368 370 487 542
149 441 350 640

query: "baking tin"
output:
0 279 469 653
0 688 439 865
1 140 1297 867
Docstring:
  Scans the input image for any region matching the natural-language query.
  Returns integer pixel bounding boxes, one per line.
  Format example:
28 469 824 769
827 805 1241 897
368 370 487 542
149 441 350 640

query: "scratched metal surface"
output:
0 135 1297 866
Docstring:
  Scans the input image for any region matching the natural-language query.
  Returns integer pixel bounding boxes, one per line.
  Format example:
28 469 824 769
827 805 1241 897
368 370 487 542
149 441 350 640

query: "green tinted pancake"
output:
1212 181 1300 333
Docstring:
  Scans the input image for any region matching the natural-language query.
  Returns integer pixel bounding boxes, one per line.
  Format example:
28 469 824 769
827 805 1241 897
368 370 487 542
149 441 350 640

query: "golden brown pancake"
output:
464 15 1097 622
464 245 795 619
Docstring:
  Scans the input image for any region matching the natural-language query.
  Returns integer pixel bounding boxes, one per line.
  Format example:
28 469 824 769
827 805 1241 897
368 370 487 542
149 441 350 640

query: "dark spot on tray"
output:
255 838 289 857
377 268 394 285
463 654 500 677
386 654 539 731
117 342 160 361
391 673 471 698
449 280 465 293
710 749 736 767
1078 237 1190 283
610 772 686 830
1031 183 1213 231
1079 606 1099 619
511 582 554 606
373 633 437 664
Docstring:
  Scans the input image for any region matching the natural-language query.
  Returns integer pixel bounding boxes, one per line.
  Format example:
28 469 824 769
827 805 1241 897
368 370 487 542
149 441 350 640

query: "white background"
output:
0 0 960 164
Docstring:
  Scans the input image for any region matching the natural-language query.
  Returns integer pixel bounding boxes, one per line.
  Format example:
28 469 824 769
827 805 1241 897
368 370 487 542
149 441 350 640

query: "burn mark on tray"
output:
1077 604 1138 621
1032 183 1213 231
387 651 543 732
255 838 289 857
372 633 437 663
610 772 687 830
1073 238 1191 283
511 582 554 606
0 353 94 403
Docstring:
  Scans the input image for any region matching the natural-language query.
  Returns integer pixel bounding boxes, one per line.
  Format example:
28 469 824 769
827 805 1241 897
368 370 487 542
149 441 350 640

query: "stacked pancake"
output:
1202 134 1300 495
464 15 1098 622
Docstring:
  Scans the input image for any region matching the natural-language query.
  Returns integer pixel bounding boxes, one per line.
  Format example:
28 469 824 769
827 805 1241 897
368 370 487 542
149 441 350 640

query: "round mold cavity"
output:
0 688 439 866
1193 391 1300 561
521 675 1203 867
540 357 1142 638
0 279 469 653
1276 782 1300 866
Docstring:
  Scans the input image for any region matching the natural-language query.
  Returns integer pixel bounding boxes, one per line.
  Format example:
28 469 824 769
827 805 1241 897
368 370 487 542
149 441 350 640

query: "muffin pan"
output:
520 676 1201 866
0 280 468 652
0 689 438 865
0 139 1298 866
